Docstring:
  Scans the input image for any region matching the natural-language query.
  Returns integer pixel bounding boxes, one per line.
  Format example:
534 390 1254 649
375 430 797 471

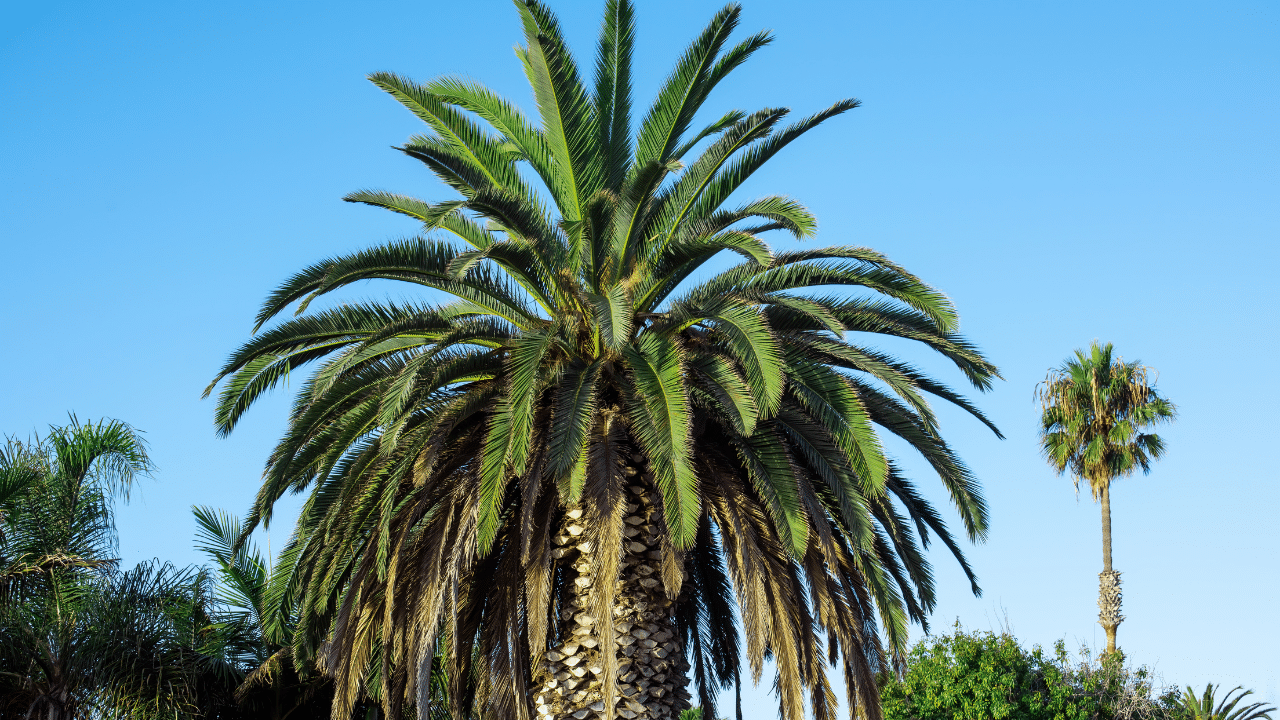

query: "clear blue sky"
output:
3 0 1277 713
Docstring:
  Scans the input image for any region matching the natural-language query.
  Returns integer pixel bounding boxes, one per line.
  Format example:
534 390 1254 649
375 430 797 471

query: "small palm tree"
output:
1177 684 1276 720
1037 342 1175 655
192 505 393 719
207 2 1002 719
193 505 299 719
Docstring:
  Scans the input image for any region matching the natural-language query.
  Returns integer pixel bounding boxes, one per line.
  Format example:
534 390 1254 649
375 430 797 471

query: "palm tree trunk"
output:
1100 483 1113 575
1097 483 1122 654
535 467 692 720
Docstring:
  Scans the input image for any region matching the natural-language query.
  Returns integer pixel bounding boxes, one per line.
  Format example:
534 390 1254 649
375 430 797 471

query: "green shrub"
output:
879 625 1179 720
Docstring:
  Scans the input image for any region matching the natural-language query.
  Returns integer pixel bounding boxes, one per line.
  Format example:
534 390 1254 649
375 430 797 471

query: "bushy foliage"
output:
879 626 1180 720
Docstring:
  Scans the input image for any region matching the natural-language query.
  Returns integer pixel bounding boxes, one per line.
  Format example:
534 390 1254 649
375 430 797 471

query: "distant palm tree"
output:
1177 684 1275 720
1037 342 1175 655
207 2 1002 719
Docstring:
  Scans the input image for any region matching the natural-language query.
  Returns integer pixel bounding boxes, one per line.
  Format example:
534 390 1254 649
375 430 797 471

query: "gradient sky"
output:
3 0 1277 713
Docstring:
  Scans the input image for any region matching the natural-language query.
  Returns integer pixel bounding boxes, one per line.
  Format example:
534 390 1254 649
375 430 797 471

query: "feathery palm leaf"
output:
1178 684 1276 720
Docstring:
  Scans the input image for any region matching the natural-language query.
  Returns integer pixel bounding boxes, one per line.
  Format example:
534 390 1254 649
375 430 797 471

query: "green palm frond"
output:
633 4 741 169
1179 684 1276 720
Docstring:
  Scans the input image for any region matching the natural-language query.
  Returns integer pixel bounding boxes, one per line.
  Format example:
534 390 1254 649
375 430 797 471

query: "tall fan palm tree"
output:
1037 342 1175 655
207 2 1002 720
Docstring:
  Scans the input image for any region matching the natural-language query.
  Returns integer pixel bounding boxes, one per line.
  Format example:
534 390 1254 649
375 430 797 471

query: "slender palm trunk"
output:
1097 483 1122 654
535 463 692 720
1100 484 1112 575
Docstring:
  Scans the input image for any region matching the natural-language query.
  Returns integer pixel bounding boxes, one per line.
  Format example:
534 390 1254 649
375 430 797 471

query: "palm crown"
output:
1178 684 1276 720
207 2 1001 719
1038 341 1175 499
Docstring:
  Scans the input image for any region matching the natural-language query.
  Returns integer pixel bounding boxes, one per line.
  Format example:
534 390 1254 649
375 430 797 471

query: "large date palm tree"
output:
1037 342 1175 655
207 2 1002 720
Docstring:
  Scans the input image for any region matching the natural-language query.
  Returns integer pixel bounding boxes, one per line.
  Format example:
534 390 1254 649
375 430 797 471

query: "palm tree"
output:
206 2 1002 719
1037 342 1175 655
1177 684 1275 720
0 417 209 720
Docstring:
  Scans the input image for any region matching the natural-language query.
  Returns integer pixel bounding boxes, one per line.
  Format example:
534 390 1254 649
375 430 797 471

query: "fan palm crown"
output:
1038 342 1174 500
207 3 1002 720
